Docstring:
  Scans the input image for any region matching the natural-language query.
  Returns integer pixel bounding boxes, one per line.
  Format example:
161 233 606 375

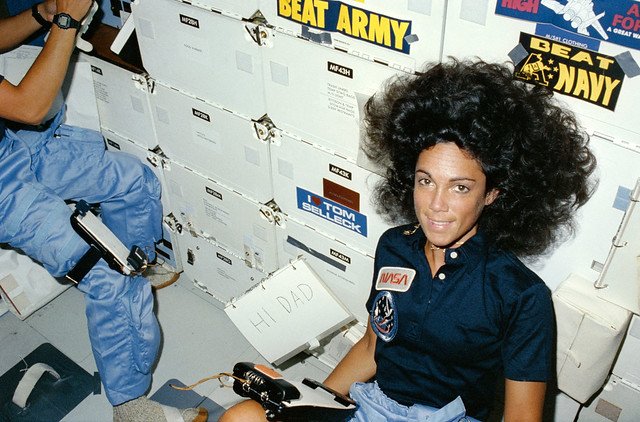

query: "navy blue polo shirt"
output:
367 224 554 420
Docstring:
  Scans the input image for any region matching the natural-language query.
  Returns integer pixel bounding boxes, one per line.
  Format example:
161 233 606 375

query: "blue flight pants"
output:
0 108 162 405
348 381 480 422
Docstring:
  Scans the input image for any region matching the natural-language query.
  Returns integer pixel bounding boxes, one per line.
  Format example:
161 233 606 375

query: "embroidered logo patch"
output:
371 291 397 342
375 267 415 292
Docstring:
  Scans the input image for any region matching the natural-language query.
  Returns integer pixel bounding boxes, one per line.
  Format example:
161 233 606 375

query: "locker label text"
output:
192 108 211 122
328 62 353 78
179 14 200 28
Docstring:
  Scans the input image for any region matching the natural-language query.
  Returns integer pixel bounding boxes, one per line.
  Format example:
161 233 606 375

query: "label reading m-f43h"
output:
515 33 624 110
297 187 367 237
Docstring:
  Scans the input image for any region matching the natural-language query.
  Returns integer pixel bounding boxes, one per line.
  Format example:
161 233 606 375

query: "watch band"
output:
31 4 52 29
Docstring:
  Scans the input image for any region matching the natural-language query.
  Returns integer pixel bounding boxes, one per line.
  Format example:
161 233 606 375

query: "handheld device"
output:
66 200 147 284
232 362 357 422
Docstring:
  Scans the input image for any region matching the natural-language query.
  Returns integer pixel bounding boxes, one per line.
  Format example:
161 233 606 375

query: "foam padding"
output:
150 379 226 422
0 343 96 421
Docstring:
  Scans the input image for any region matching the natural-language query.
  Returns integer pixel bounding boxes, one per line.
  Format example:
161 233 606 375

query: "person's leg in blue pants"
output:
0 110 162 405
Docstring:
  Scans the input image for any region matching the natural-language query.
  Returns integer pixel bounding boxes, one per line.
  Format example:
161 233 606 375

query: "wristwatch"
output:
52 13 81 31
31 4 51 29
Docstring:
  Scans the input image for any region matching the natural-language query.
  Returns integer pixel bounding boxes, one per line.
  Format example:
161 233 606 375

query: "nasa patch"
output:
371 291 398 342
375 266 416 292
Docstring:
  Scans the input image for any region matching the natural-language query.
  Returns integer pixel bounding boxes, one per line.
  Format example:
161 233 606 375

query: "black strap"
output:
31 4 52 29
65 244 102 284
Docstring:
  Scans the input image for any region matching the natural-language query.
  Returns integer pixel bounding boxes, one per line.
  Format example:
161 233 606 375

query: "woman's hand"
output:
54 0 92 22
41 0 57 21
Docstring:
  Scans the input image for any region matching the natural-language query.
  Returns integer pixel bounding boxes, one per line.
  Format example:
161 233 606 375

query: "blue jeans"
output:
0 108 162 405
348 381 480 422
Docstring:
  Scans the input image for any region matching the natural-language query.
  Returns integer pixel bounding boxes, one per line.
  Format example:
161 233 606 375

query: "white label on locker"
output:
192 108 211 122
203 198 231 226
253 224 268 242
191 120 221 152
326 83 358 118
176 23 209 64
137 18 155 39
93 80 109 103
329 164 352 180
328 61 353 78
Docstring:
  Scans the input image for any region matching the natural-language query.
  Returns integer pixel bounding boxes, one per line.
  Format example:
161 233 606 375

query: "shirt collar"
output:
404 224 489 269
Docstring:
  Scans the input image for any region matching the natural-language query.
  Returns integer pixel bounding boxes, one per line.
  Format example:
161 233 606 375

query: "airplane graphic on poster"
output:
541 0 609 39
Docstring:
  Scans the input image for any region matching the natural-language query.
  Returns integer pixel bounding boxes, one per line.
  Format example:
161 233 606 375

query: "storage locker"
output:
168 0 260 19
132 0 267 118
263 29 404 162
577 374 640 421
80 53 158 149
530 118 640 291
175 232 265 304
151 81 273 203
162 160 279 274
275 215 374 324
271 131 394 256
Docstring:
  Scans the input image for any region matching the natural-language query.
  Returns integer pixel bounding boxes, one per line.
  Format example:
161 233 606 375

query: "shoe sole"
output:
150 272 181 290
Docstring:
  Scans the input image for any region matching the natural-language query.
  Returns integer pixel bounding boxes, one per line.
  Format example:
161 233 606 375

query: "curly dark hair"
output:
362 59 597 257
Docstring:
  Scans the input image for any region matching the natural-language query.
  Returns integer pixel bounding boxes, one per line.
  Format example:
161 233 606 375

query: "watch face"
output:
58 15 71 27
54 13 79 29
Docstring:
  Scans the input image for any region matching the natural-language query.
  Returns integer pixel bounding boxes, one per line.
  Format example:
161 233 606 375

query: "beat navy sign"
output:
515 33 624 110
296 187 368 237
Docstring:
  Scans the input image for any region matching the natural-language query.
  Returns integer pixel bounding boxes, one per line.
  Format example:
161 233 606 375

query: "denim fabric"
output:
348 382 479 422
0 107 162 405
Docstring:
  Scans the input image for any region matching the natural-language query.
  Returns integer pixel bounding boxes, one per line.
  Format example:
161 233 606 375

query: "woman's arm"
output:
323 321 378 395
0 0 91 124
503 379 546 422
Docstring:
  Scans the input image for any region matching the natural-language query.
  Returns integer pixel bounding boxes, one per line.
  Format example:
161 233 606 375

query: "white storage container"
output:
271 132 393 256
132 0 267 118
263 30 404 162
162 160 279 274
150 81 273 203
